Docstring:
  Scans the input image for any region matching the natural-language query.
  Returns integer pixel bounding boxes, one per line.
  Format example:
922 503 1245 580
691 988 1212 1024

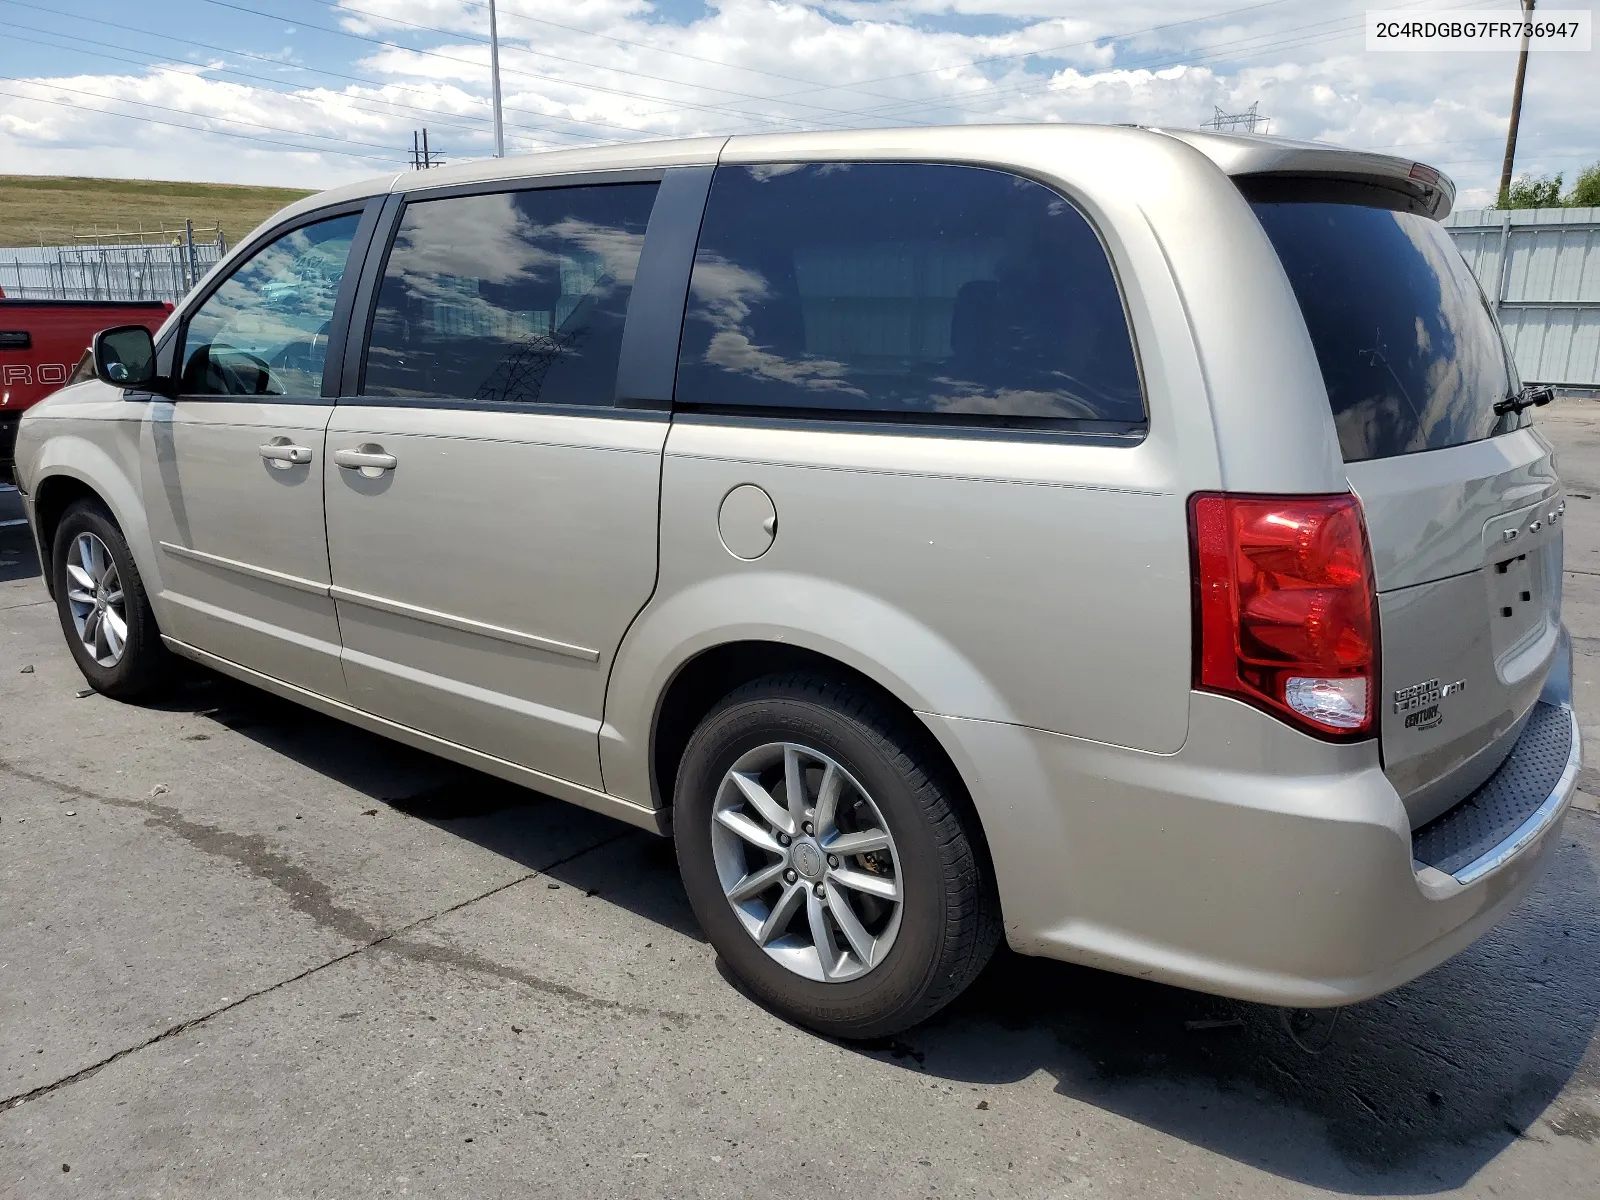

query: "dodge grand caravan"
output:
12 125 1580 1038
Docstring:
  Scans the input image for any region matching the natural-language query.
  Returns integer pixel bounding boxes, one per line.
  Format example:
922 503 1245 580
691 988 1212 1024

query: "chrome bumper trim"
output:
1452 703 1580 886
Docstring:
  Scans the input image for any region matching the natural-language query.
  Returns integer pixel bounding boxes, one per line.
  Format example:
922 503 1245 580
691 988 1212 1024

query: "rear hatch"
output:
1245 178 1564 825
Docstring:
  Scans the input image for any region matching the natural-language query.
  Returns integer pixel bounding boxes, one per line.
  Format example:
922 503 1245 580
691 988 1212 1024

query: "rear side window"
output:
362 183 658 406
1248 192 1521 462
676 163 1144 431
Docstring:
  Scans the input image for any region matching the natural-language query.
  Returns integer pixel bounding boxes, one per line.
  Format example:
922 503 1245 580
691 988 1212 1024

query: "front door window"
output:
180 213 361 397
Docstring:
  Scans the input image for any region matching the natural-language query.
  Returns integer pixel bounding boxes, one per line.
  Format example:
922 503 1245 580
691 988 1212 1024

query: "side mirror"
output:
93 325 158 390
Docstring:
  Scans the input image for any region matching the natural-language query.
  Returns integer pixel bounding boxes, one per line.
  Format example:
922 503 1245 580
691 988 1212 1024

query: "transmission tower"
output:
1201 103 1270 134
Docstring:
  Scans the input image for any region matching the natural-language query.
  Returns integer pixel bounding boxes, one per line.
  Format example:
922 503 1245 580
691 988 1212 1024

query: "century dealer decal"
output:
1394 678 1467 731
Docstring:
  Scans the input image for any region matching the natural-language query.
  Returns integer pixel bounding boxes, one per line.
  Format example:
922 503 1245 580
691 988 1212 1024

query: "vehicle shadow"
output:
0 490 40 584
858 861 1600 1194
153 668 1600 1195
144 670 707 942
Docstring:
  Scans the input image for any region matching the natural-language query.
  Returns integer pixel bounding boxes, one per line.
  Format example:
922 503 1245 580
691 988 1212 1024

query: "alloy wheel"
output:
710 741 903 983
64 531 127 667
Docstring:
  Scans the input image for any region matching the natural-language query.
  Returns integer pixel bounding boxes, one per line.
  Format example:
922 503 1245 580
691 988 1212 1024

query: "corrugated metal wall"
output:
1445 206 1600 390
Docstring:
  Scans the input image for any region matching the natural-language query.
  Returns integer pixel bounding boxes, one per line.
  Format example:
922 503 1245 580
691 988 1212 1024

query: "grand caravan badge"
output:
1394 678 1466 731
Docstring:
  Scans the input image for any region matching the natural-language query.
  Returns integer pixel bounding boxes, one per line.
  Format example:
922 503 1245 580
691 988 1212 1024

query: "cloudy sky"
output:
0 0 1593 208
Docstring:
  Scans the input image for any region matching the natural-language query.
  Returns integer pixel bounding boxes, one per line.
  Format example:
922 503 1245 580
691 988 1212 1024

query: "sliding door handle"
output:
333 447 397 472
259 441 313 467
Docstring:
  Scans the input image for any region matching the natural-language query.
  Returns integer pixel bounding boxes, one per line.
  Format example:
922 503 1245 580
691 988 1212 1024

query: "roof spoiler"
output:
1151 128 1456 219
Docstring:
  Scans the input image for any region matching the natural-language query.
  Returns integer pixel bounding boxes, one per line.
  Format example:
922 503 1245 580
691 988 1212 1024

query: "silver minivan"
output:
13 125 1579 1037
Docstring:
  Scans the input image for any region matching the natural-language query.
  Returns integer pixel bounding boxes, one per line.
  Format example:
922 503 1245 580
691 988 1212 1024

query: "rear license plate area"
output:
1485 499 1561 659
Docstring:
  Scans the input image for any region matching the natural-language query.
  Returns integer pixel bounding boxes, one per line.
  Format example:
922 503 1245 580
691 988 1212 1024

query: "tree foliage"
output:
1502 173 1564 208
1494 163 1600 209
1569 162 1600 208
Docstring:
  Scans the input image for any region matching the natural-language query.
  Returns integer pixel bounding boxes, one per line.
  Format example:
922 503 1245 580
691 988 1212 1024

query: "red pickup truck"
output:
0 298 172 483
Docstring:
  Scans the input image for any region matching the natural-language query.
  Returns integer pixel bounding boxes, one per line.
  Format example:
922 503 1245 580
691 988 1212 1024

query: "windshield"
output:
1249 196 1522 462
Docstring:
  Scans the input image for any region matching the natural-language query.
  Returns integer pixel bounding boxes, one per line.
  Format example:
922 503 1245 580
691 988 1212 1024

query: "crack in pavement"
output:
0 758 383 943
0 756 684 1112
378 936 692 1021
2 943 374 1116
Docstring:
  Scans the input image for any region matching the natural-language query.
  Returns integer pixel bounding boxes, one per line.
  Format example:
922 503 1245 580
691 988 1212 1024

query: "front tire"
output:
674 673 1000 1038
51 499 172 699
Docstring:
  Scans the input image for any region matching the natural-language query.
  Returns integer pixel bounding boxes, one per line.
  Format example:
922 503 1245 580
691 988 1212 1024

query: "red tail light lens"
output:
1189 493 1377 739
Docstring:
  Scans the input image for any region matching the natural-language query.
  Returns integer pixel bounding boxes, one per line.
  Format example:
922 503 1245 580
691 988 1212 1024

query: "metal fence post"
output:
1494 210 1513 317
185 219 199 294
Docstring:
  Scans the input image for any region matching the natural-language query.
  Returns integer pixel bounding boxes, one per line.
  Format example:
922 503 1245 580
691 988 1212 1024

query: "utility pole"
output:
1498 0 1536 207
489 0 505 158
410 129 443 169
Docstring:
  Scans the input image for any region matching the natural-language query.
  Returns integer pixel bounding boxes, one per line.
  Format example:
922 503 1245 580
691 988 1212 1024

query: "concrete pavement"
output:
1 408 1598 1197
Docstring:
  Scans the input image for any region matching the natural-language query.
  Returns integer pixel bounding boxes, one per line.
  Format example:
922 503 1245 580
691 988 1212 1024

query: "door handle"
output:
259 442 313 466
333 447 397 472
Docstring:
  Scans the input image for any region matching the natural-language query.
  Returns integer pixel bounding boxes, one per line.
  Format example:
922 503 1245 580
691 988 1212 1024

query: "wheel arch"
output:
602 572 1017 800
32 471 117 600
26 434 158 604
637 639 999 902
651 641 898 814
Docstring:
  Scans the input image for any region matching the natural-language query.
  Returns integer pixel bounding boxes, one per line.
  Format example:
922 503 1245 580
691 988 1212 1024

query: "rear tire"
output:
51 499 172 700
674 672 1000 1038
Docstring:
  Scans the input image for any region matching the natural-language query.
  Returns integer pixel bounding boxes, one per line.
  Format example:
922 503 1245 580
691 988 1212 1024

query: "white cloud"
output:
1 0 1593 211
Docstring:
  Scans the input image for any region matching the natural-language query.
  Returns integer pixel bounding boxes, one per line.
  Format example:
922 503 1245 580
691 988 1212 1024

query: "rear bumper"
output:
1412 699 1578 885
924 636 1579 1007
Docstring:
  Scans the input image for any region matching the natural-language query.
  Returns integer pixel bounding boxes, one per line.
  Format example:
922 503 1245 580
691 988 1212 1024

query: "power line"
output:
851 0 1482 125
326 0 1312 135
852 8 1373 121
4 76 414 156
198 0 848 133
1 23 561 151
346 0 1528 147
321 0 1422 144
339 0 910 109
442 0 900 98
0 0 662 142
2 0 1429 148
0 86 407 163
752 0 1315 106
6 0 1561 177
326 0 932 142
328 0 885 124
328 0 1334 136
1362 130 1564 153
0 1 550 135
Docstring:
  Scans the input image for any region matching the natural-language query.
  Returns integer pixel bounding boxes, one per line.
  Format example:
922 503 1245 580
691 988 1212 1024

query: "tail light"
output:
1189 492 1377 740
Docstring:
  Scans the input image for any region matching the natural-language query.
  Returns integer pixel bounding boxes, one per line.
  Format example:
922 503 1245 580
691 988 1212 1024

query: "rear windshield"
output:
1248 192 1522 462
